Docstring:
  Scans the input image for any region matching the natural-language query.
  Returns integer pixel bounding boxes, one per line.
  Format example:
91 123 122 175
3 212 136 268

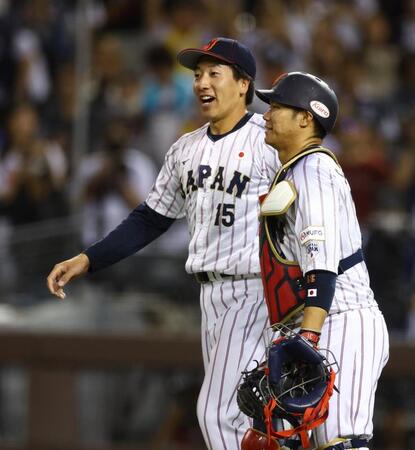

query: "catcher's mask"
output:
237 329 337 449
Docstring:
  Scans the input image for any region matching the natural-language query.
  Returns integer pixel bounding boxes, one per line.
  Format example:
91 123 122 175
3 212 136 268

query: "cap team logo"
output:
310 100 330 118
203 39 218 51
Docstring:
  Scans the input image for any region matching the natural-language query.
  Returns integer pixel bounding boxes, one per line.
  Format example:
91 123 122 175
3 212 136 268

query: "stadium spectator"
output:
0 102 69 298
337 121 390 228
0 102 68 225
139 43 193 165
77 116 156 247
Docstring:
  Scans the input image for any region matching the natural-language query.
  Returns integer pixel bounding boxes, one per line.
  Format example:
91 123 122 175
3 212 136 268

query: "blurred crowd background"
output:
0 0 413 449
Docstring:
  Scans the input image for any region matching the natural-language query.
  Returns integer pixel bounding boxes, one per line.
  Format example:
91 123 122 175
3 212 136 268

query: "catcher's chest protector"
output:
259 147 338 325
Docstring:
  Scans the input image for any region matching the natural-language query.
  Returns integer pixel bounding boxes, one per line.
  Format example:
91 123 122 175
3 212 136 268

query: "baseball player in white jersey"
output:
47 37 280 450
238 72 389 450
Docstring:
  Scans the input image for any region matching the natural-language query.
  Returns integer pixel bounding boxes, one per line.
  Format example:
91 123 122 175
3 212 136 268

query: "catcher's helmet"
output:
267 335 331 414
256 72 338 134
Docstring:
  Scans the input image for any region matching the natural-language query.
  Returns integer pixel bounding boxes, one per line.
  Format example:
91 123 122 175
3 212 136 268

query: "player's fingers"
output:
56 269 76 288
47 264 69 297
46 266 63 292
47 254 89 299
55 288 66 300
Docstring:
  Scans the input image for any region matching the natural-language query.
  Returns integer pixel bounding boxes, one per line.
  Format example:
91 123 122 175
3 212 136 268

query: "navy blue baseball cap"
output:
177 37 256 79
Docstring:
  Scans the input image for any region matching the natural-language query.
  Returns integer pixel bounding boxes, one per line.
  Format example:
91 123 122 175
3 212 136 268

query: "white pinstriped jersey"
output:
269 150 388 447
146 113 280 275
278 151 378 315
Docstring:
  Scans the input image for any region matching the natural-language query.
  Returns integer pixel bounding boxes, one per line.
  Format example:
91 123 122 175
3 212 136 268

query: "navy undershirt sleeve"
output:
304 270 337 313
84 202 175 272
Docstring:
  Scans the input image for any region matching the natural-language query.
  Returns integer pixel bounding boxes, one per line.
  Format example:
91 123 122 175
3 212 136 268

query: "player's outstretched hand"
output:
46 253 90 299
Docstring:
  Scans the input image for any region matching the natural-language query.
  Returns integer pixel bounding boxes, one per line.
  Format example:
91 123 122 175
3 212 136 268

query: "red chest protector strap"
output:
259 230 305 325
259 148 337 325
263 370 336 448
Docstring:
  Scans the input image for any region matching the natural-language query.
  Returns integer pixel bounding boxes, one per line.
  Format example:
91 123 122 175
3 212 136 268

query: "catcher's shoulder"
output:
294 150 341 174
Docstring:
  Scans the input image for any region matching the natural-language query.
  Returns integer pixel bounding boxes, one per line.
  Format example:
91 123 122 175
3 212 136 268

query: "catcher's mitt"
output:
237 328 337 449
237 361 269 422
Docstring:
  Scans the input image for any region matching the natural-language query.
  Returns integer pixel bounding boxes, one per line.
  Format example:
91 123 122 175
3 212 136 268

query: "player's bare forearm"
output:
46 253 90 299
300 306 327 333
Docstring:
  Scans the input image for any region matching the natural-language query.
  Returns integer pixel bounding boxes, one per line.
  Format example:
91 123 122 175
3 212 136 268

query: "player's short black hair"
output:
313 120 326 139
231 64 255 106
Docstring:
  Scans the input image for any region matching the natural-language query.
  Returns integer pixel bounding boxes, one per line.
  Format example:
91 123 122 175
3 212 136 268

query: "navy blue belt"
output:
194 249 363 284
338 248 364 274
324 437 369 449
194 271 260 284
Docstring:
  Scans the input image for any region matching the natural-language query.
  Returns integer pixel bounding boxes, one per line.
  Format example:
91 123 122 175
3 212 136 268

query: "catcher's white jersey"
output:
146 112 280 275
274 150 389 447
278 152 378 315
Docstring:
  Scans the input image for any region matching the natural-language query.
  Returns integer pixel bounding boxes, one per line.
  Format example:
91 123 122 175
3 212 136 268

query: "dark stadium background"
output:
0 1 413 449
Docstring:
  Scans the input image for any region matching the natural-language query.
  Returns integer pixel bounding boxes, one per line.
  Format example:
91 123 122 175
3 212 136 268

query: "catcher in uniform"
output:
47 38 280 450
237 73 389 450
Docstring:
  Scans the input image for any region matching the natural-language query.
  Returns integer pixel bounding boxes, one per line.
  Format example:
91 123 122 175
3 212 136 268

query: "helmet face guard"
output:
256 72 339 134
268 336 329 414
237 327 338 449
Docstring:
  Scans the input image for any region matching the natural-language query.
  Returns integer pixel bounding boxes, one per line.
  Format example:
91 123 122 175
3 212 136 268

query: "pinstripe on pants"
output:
312 307 389 448
197 277 270 450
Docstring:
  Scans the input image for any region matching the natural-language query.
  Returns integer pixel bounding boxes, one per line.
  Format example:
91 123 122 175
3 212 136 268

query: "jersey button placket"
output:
194 144 214 262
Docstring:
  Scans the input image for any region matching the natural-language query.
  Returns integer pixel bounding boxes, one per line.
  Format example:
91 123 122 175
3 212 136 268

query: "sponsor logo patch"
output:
306 241 320 259
299 226 325 245
310 100 330 118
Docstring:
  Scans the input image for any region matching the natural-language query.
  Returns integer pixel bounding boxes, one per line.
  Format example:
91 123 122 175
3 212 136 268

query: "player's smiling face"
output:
193 58 248 133
263 102 305 161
